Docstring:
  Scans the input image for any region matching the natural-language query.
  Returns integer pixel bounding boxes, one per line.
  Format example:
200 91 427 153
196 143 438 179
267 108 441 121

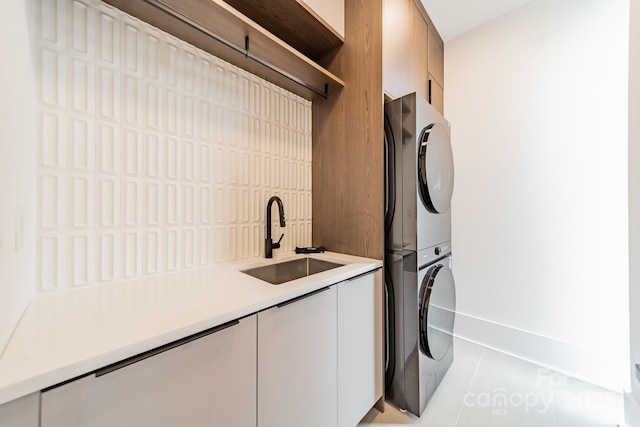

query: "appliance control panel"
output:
418 241 451 268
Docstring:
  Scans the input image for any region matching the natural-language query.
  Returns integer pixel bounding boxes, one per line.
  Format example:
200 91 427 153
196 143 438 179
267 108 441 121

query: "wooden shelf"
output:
103 0 344 101
222 0 344 62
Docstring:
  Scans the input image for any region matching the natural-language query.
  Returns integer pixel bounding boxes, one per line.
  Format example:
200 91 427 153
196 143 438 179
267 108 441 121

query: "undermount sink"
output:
242 258 344 285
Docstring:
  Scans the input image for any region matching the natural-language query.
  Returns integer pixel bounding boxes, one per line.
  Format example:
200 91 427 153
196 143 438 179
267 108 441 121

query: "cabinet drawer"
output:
41 315 257 427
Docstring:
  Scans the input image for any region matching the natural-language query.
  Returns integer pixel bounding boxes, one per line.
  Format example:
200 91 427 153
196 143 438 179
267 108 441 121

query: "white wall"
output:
0 2 36 352
31 0 312 292
627 0 640 422
446 0 629 391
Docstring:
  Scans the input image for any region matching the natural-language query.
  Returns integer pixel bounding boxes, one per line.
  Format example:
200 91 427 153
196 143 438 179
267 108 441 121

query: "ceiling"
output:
420 0 535 42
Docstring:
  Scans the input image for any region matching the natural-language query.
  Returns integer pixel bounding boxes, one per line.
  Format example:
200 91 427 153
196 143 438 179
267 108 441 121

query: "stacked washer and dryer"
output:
384 93 456 417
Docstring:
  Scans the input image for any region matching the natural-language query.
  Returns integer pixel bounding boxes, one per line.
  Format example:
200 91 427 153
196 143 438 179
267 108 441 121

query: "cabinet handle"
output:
276 286 331 308
347 268 380 282
428 79 432 104
95 319 240 377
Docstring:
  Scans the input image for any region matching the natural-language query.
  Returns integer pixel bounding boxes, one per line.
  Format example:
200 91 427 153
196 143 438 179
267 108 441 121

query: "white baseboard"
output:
626 391 640 427
454 311 628 392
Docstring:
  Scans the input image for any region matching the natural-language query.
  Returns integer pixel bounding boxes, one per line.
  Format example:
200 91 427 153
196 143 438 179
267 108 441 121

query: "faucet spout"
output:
265 196 286 258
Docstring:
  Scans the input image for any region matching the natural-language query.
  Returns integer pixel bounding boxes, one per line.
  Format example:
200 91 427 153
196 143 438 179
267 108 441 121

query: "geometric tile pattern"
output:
33 0 312 291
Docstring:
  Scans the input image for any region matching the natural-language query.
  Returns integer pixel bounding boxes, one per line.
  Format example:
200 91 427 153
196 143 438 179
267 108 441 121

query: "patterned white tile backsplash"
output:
33 0 312 292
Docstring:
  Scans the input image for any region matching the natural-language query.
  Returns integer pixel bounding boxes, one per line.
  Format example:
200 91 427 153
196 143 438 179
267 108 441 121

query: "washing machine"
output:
384 93 456 417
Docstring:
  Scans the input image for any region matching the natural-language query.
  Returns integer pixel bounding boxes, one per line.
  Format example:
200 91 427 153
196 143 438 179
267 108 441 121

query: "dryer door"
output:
417 123 454 214
419 262 456 360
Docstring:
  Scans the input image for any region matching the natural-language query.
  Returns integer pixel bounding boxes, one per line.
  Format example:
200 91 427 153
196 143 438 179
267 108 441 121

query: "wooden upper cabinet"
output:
427 26 444 114
383 0 412 99
383 0 443 103
429 75 444 114
428 26 444 88
410 0 429 101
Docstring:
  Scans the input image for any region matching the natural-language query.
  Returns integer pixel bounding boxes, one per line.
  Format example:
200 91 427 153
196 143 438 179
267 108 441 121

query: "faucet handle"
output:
273 233 284 249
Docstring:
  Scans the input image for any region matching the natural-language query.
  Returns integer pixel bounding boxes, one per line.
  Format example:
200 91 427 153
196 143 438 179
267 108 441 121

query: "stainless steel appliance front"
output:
384 93 456 417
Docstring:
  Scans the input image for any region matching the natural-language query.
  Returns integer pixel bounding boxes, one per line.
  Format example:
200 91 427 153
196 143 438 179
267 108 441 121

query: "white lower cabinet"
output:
258 286 338 427
0 392 39 427
37 268 383 427
337 269 384 427
41 314 257 427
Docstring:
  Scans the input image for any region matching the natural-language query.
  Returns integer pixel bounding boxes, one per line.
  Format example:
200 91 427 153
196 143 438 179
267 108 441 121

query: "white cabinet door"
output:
0 393 39 427
337 269 384 427
258 286 337 427
41 315 257 427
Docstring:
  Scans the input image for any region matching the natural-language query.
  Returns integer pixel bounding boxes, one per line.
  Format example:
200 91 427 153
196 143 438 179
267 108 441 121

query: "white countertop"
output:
0 251 382 405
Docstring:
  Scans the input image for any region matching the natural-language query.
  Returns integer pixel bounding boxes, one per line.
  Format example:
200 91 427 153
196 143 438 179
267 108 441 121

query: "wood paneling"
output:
103 0 344 101
298 0 345 37
410 0 429 100
428 26 444 88
383 0 442 103
411 0 443 47
313 0 384 260
222 0 343 61
429 74 444 114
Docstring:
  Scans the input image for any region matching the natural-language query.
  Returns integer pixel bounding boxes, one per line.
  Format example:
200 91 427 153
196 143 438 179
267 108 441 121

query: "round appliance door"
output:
419 262 456 360
417 123 454 214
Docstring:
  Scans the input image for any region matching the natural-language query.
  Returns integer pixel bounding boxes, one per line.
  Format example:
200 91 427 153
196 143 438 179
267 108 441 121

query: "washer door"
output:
417 123 454 214
419 263 456 360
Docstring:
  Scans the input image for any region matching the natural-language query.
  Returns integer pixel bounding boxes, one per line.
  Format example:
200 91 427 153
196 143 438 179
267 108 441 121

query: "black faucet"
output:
265 196 286 258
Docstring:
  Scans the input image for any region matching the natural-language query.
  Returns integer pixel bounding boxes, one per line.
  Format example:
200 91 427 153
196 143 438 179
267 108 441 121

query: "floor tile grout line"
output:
453 347 486 427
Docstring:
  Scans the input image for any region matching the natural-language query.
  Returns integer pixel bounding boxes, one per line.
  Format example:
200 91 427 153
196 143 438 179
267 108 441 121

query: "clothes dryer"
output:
384 93 454 254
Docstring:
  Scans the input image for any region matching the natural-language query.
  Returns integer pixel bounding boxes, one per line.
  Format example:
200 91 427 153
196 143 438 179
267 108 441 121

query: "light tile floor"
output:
359 339 624 427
